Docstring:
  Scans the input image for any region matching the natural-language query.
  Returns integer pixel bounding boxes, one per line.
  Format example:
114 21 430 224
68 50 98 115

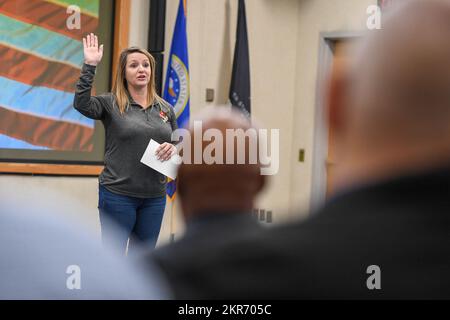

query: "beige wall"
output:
291 0 375 216
162 0 375 225
0 0 375 246
129 0 150 48
0 175 100 237
163 0 300 231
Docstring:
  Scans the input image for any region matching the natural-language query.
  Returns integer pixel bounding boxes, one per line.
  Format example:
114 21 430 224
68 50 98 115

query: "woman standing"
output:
74 33 177 254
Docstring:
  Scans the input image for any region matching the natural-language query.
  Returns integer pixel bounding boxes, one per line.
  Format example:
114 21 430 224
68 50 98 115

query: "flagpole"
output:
163 0 189 240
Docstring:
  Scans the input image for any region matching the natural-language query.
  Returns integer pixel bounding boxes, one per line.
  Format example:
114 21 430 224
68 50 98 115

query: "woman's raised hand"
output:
83 33 103 66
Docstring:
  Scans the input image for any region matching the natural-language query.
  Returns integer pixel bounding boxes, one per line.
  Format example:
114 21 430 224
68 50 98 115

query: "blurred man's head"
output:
329 0 450 192
177 107 266 221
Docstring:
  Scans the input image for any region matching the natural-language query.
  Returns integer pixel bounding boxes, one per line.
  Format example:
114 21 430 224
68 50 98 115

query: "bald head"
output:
330 0 450 190
350 0 450 129
177 107 265 221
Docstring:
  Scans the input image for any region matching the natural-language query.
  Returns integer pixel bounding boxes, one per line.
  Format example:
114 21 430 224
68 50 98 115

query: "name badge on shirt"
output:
159 111 169 123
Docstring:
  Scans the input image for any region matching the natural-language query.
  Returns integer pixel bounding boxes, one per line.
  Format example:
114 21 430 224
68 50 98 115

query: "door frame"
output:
310 31 362 212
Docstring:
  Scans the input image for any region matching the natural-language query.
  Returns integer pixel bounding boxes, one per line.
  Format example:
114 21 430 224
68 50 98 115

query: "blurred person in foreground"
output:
152 107 266 293
0 199 170 299
150 0 450 299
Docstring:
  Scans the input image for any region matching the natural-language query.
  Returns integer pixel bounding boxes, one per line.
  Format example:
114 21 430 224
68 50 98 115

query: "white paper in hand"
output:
140 139 180 180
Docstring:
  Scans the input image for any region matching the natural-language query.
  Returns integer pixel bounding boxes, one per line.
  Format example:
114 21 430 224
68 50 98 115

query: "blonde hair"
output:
112 47 167 114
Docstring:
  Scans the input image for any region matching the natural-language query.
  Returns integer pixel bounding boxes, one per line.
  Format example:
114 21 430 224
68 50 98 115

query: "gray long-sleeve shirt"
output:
74 63 178 198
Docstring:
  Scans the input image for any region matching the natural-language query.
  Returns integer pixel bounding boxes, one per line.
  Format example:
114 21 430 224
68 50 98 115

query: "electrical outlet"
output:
205 88 214 102
299 149 305 162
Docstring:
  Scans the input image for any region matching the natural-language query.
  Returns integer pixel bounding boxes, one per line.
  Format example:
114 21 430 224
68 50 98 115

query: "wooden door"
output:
326 41 352 197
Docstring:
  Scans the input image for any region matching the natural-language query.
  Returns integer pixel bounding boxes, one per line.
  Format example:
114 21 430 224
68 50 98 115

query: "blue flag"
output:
164 0 190 200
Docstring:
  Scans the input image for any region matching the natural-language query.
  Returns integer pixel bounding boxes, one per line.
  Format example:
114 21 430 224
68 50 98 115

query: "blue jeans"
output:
98 184 166 254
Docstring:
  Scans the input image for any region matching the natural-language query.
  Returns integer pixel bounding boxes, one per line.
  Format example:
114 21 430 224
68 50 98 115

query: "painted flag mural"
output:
163 0 190 200
0 0 99 151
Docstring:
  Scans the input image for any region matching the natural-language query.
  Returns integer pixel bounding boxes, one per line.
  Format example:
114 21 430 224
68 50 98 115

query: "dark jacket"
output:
152 167 450 299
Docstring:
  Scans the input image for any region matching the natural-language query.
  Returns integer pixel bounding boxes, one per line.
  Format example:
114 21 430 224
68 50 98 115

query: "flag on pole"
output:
163 0 190 200
229 0 251 117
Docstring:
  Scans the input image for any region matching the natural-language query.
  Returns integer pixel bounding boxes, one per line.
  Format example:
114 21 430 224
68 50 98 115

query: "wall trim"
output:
0 163 103 176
